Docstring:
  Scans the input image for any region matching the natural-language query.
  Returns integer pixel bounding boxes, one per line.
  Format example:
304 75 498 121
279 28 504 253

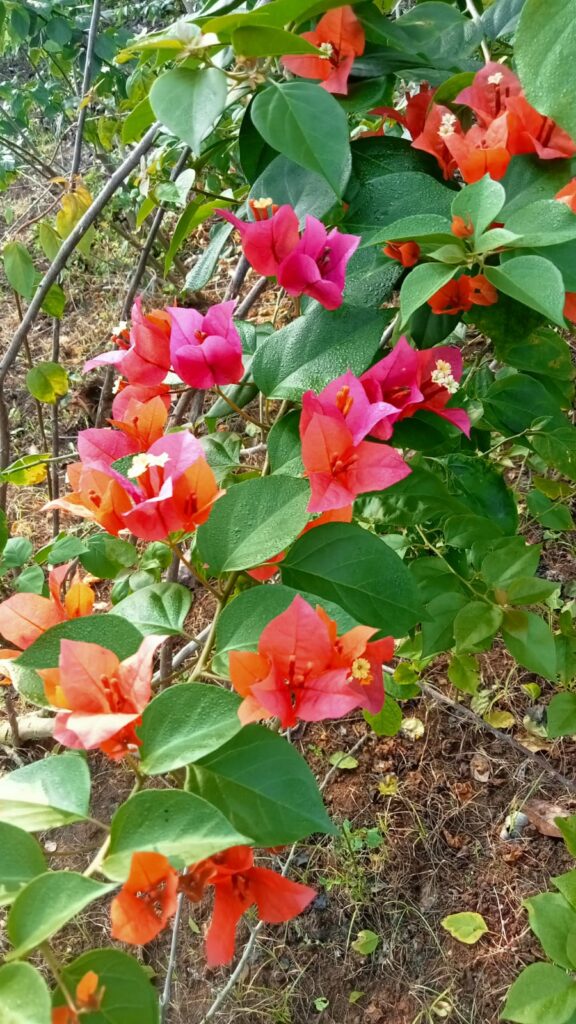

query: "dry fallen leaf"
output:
470 752 491 783
523 798 571 838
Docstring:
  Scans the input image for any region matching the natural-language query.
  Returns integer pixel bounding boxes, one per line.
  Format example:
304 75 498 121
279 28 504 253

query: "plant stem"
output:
213 385 263 427
168 541 219 600
41 944 77 1011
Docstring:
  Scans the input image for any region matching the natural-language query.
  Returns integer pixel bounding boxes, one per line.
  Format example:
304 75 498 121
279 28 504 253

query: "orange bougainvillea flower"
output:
411 105 463 179
50 635 164 759
563 292 576 322
48 463 133 536
443 115 511 183
505 95 576 160
111 852 179 944
109 395 169 450
383 241 421 267
451 215 474 239
183 846 316 967
52 971 104 1022
556 178 576 213
282 6 365 95
0 562 94 661
428 274 497 316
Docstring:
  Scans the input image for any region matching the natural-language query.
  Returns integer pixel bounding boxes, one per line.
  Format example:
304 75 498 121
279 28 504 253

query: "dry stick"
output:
51 318 61 536
95 146 191 428
235 277 268 319
224 254 250 301
69 0 101 182
158 553 181 684
0 121 161 506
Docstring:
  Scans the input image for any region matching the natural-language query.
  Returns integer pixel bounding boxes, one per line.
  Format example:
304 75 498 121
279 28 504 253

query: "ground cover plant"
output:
0 0 575 1020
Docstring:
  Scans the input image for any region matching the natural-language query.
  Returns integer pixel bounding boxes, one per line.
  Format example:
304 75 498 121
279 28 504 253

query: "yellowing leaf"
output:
328 751 358 770
441 912 488 945
0 455 51 486
377 774 398 796
484 709 515 729
351 929 379 955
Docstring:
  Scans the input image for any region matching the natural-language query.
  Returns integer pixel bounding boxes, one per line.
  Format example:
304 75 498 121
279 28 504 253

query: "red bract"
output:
443 116 511 182
556 178 576 212
383 241 421 267
282 6 365 95
451 215 474 238
411 105 463 179
220 204 359 310
50 635 163 759
168 300 244 389
84 298 171 386
309 370 399 446
427 274 497 316
455 62 522 125
503 95 576 160
228 595 394 727
0 562 94 658
372 83 436 140
110 852 179 944
47 463 133 536
300 391 410 513
563 292 576 322
361 337 471 439
184 846 316 967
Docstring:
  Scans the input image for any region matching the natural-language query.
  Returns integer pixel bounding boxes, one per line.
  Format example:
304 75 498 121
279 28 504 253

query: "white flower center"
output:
127 451 170 479
437 112 458 139
487 72 504 85
431 359 459 394
319 42 334 58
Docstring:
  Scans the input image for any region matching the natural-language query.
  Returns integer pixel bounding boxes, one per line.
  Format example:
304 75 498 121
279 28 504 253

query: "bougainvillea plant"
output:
0 0 575 1021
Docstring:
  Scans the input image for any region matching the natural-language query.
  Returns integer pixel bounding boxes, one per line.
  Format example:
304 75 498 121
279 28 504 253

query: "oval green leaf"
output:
0 962 51 1024
7 872 115 960
0 823 47 906
139 683 243 775
0 754 90 831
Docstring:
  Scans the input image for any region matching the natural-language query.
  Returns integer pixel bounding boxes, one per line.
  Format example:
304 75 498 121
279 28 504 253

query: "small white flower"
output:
319 42 334 58
127 452 170 479
437 112 458 138
487 72 504 85
431 359 459 394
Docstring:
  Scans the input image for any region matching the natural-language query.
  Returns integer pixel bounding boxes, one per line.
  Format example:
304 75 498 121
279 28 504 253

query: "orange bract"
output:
110 851 179 944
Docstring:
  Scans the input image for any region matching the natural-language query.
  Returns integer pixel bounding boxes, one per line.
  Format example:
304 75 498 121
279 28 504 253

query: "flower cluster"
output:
376 62 576 182
110 847 316 967
220 201 360 310
281 5 365 95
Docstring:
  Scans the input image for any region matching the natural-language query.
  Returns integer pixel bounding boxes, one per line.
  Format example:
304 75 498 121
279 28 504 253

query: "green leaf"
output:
3 242 36 299
0 962 51 1024
139 684 243 775
78 533 138 578
55 949 160 1024
268 411 304 476
351 929 379 955
444 514 504 549
421 592 469 658
399 263 458 326
281 522 423 636
251 82 351 197
0 455 51 487
526 490 574 531
112 582 191 636
328 751 358 770
454 602 503 652
553 870 576 911
506 576 560 605
186 724 335 846
122 96 155 144
232 25 320 55
103 790 248 880
0 754 90 831
199 432 242 483
364 697 402 736
37 222 61 262
480 538 541 588
530 428 576 481
481 0 525 40
149 68 227 153
505 199 576 248
483 257 566 326
447 653 480 694
547 692 576 738
557 816 576 857
502 962 576 1024
452 175 506 241
0 824 46 906
441 911 488 944
252 304 393 400
1 537 33 568
25 362 68 404
213 583 359 676
250 153 337 222
516 0 576 142
365 213 453 246
502 609 557 680
346 171 454 239
525 892 576 970
6 873 114 960
16 614 144 671
444 455 519 534
185 221 233 292
196 475 310 573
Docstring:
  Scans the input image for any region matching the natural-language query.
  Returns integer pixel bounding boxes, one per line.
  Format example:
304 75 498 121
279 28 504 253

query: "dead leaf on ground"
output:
470 751 491 783
523 798 571 838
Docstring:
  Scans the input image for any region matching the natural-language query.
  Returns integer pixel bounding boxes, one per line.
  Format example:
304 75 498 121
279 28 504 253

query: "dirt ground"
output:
1 187 576 1024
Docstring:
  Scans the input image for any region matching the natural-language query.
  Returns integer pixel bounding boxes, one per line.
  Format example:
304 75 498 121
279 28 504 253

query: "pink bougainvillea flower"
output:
372 83 436 140
50 635 164 759
556 178 576 213
167 300 244 389
247 505 353 582
182 846 315 967
219 204 300 277
427 274 497 316
84 298 171 386
411 105 463 179
455 62 522 125
282 6 365 95
276 217 360 310
361 337 470 439
505 96 576 160
110 852 179 944
443 115 511 183
383 241 421 267
300 391 410 512
109 395 169 450
0 562 94 660
310 370 398 446
228 595 394 727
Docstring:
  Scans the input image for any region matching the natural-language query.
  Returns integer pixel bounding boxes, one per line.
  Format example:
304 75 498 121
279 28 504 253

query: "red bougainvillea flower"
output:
168 300 244 389
84 298 171 386
282 6 365 95
556 178 576 213
456 62 522 125
383 241 421 267
503 95 576 160
276 217 360 310
247 506 353 582
300 392 410 513
229 596 394 726
563 292 576 322
183 846 316 967
372 83 436 140
0 562 94 660
111 852 179 944
411 105 463 179
361 337 471 439
219 204 300 277
108 395 168 450
427 274 497 316
443 116 511 183
50 635 164 759
451 215 474 238
52 971 105 1023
